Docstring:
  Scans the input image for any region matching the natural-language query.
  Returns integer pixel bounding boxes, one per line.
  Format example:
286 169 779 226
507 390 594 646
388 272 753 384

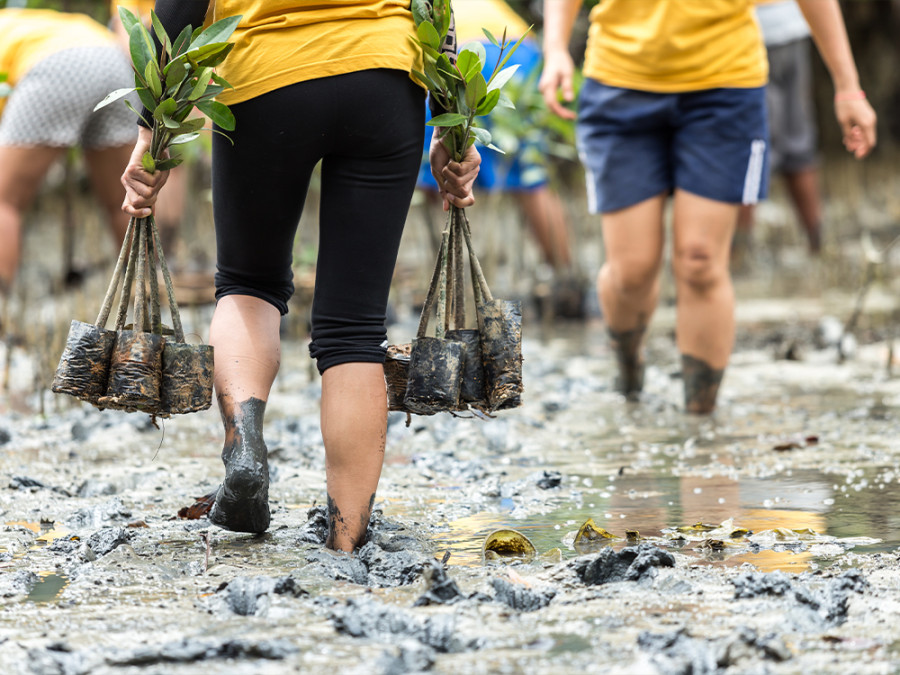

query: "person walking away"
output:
0 8 136 303
539 0 876 413
121 0 480 551
736 0 825 256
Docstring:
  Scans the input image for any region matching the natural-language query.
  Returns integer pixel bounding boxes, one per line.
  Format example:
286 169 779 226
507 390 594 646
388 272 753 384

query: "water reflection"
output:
26 573 69 603
430 468 896 572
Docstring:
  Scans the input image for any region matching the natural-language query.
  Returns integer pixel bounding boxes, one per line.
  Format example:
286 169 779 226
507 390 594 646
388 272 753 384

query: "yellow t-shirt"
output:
209 0 425 106
453 0 530 44
110 0 157 24
584 0 768 93
0 9 117 116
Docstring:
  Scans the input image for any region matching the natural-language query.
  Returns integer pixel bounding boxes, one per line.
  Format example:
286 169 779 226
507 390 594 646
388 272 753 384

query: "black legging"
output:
211 69 426 373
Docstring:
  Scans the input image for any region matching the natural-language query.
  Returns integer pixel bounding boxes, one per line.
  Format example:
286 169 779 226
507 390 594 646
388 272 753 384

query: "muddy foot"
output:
609 326 645 400
682 353 724 415
208 457 270 533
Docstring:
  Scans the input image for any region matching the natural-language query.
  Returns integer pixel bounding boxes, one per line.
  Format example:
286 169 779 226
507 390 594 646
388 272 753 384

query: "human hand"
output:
120 126 169 217
538 48 577 120
429 130 481 211
835 96 877 159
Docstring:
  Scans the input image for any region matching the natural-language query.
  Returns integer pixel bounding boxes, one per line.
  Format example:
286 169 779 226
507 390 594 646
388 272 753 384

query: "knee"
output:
603 258 659 298
672 243 727 293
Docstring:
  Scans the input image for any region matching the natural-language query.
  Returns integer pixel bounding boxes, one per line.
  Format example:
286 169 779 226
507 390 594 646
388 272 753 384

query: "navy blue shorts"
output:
575 80 769 213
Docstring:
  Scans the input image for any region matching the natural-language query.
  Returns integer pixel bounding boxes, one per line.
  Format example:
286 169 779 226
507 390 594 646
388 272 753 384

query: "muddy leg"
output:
207 295 281 533
321 362 387 552
671 190 736 415
682 354 724 415
208 395 271 533
608 325 646 400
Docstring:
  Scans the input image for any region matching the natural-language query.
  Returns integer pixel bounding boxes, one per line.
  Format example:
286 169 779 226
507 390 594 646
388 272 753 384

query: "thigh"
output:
673 87 769 206
671 189 738 267
601 194 667 277
211 87 323 313
314 71 426 325
576 80 674 214
0 145 66 211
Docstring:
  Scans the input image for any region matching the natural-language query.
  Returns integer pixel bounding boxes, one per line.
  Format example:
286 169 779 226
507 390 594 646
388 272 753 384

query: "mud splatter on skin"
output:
325 492 375 551
608 325 646 399
208 396 270 533
681 353 724 414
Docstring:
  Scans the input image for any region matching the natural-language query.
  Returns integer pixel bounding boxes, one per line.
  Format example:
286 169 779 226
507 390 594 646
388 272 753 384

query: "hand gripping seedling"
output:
51 8 241 418
384 1 528 419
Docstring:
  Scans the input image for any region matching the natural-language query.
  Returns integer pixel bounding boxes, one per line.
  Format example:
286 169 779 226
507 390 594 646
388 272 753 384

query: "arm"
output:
538 0 583 120
121 0 212 217
795 0 876 158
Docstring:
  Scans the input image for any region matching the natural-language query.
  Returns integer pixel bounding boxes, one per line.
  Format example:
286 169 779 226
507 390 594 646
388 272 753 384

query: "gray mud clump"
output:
573 543 675 585
210 575 308 616
490 576 556 611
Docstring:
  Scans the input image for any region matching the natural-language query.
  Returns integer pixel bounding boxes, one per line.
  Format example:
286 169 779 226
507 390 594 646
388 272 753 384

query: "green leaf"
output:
169 132 200 145
124 99 151 126
154 157 184 171
118 6 141 37
436 53 460 81
194 43 235 69
164 59 187 91
493 28 532 76
459 41 487 70
150 10 172 56
189 67 214 101
456 48 482 84
136 86 157 113
172 24 193 58
184 42 232 68
465 72 487 110
190 14 242 49
471 126 492 147
476 88 501 116
488 63 520 92
190 85 226 105
141 152 156 173
416 21 441 52
0 72 8 83
482 28 500 47
93 87 136 112
128 23 154 84
426 112 467 127
497 91 516 109
196 100 236 131
210 73 234 89
170 117 205 135
411 0 431 27
145 61 163 100
433 0 451 39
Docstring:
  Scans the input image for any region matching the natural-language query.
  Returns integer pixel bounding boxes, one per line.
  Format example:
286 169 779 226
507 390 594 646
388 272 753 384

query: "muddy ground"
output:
3 161 900 674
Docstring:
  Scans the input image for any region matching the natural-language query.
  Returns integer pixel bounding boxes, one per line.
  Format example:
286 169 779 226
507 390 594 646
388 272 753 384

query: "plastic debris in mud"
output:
482 528 536 562
573 518 619 553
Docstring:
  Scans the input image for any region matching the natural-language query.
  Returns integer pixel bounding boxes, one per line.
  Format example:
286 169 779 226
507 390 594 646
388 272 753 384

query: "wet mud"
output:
5 186 900 674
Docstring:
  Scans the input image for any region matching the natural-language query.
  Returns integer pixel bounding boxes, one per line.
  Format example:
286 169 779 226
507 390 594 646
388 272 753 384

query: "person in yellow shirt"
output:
0 8 137 297
540 0 876 414
121 0 480 552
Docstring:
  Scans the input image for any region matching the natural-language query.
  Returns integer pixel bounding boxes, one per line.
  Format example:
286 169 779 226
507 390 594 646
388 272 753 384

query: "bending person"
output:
0 8 136 296
121 0 480 551
539 0 875 413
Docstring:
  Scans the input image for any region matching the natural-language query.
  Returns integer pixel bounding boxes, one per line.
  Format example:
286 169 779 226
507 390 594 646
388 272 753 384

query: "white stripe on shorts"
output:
741 139 767 205
578 149 600 214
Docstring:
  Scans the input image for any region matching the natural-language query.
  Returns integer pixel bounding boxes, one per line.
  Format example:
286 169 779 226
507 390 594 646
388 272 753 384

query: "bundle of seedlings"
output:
384 1 526 418
51 8 241 418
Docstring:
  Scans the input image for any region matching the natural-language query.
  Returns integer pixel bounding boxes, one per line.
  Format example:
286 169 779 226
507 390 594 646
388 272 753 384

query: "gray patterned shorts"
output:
0 45 138 149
